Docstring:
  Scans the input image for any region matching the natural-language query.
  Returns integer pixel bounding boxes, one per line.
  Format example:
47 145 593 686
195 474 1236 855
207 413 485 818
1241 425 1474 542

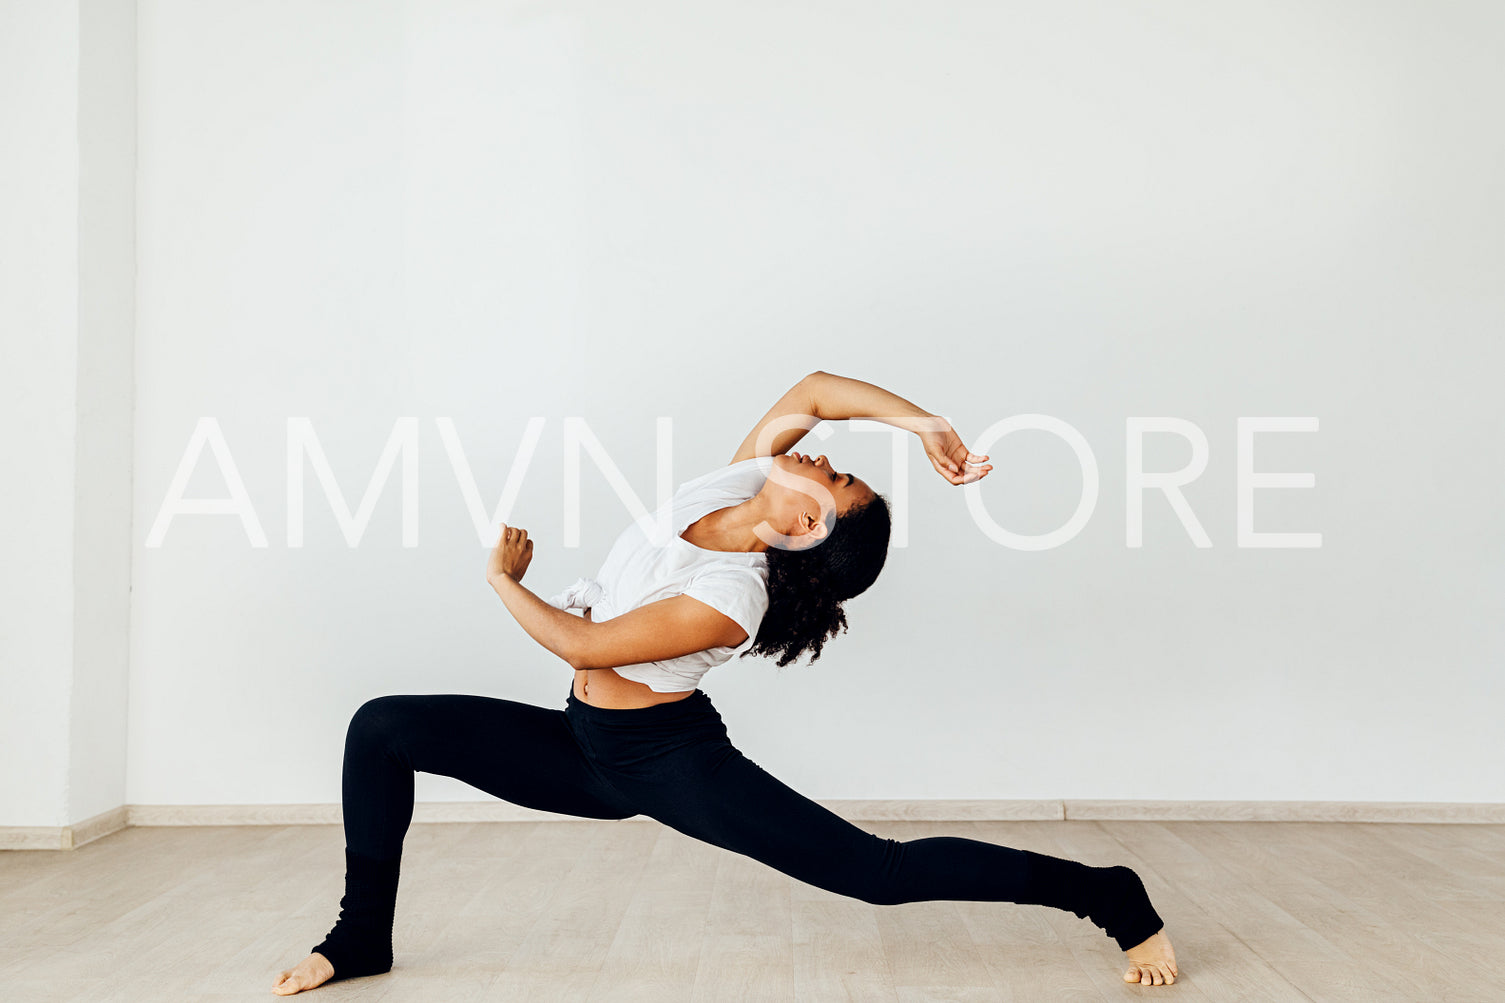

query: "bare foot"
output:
1123 928 1178 986
272 952 335 995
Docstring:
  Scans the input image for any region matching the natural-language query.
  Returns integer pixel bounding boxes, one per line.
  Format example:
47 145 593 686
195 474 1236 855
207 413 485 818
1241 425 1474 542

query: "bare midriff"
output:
571 606 697 709
571 667 695 709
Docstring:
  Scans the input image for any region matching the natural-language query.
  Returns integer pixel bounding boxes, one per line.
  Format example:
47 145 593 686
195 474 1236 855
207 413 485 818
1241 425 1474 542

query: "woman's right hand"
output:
486 523 534 584
919 421 992 485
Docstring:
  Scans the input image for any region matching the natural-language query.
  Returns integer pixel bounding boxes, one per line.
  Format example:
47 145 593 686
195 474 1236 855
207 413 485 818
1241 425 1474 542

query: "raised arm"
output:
729 370 934 461
731 370 991 485
728 372 823 464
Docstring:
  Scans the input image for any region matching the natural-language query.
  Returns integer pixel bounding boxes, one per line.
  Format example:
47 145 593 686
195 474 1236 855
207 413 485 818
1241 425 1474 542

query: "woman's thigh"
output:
349 693 635 821
616 739 900 904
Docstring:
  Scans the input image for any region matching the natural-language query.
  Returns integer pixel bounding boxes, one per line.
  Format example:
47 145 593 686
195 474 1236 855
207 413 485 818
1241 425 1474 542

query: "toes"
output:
1122 960 1178 987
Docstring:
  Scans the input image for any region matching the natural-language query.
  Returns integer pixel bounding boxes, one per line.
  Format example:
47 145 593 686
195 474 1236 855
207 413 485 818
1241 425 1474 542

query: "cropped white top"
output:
546 455 775 692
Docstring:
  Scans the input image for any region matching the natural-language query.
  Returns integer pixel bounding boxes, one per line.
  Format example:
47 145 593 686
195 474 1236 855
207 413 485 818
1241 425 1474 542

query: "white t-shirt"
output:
546 455 774 692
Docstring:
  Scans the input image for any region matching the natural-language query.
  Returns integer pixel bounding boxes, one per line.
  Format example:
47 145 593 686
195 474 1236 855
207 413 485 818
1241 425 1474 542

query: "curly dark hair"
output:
739 490 892 668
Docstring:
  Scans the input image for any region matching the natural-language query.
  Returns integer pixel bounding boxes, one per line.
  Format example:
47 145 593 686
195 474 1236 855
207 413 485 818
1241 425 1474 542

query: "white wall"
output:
0 0 80 829
119 0 1504 814
0 0 135 830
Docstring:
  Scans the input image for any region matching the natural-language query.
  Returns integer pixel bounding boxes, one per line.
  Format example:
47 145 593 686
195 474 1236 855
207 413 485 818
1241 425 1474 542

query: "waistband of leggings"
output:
565 684 717 723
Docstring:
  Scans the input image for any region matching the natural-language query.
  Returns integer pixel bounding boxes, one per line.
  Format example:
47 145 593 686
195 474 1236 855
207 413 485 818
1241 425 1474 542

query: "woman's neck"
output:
683 498 775 553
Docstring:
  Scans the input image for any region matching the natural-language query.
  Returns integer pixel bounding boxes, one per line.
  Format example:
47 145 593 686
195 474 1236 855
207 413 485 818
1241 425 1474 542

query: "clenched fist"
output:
486 523 534 584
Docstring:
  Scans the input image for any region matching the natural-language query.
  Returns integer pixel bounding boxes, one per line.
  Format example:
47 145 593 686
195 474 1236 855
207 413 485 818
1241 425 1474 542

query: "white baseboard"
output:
1 804 131 851
5 799 1502 851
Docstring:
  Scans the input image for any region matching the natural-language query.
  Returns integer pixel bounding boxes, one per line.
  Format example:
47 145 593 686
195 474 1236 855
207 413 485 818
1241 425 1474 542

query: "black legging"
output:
311 684 1163 980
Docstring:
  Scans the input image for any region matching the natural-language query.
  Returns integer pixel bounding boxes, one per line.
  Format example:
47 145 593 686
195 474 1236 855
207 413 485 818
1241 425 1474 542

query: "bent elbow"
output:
562 617 598 671
565 641 600 672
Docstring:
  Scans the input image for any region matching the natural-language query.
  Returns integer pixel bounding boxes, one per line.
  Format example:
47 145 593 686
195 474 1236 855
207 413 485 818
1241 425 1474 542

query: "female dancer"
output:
273 370 1178 994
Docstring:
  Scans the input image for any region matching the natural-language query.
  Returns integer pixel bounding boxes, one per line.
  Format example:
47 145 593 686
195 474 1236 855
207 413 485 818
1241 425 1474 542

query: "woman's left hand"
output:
487 523 534 584
919 421 992 485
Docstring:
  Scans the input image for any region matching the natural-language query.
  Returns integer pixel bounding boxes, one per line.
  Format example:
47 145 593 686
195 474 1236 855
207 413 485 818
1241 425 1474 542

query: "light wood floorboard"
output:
1 819 1501 1001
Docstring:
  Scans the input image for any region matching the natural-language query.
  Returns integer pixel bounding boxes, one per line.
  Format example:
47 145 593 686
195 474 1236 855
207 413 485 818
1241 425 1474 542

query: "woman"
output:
273 370 1179 994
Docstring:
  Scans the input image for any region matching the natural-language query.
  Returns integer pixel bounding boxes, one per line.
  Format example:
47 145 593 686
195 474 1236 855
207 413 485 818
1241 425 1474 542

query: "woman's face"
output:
768 451 874 536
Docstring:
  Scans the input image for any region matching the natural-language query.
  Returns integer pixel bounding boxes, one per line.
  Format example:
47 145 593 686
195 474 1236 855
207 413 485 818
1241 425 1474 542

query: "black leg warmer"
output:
310 847 403 981
1019 851 1164 952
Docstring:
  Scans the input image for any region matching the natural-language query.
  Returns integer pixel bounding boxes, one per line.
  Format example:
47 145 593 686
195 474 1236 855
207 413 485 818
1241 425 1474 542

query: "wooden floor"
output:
1 818 1502 1001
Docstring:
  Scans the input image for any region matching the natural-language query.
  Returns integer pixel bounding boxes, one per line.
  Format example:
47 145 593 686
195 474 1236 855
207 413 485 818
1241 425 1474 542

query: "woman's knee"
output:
851 848 908 906
812 836 912 907
348 694 417 741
